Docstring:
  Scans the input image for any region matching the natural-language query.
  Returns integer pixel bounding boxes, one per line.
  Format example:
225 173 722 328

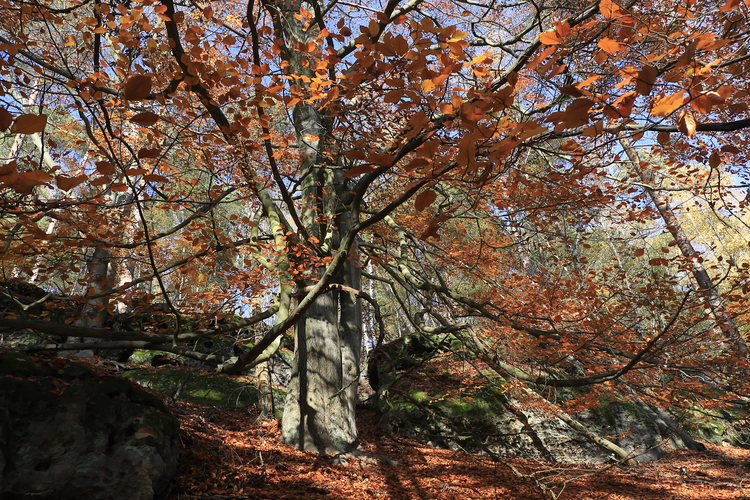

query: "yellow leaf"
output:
422 79 436 93
448 30 468 42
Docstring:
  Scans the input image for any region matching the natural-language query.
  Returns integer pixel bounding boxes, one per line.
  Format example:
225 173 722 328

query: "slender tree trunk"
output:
618 133 748 358
75 246 111 333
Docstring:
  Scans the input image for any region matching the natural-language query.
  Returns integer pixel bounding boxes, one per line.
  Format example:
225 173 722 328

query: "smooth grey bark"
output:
281 289 359 453
265 0 362 452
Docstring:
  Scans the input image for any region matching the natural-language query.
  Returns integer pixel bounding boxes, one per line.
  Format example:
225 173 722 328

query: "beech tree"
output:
2 0 750 455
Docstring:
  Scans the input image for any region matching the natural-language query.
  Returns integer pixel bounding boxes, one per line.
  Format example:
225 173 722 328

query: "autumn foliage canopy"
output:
1 0 749 451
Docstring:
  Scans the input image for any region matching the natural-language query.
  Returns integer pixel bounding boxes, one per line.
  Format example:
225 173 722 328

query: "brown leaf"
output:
11 114 48 134
562 98 594 128
138 147 161 159
143 174 169 183
95 161 116 175
130 112 160 126
56 174 88 191
415 189 437 212
124 75 152 100
343 164 377 178
709 151 721 169
0 108 12 132
676 109 697 137
635 66 657 96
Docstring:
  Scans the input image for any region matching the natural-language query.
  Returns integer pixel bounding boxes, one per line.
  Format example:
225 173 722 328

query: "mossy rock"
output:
123 366 262 408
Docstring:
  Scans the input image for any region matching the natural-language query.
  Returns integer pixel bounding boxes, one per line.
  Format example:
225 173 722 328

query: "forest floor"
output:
162 400 750 500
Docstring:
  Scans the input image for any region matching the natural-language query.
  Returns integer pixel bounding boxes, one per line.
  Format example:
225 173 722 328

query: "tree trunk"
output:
281 288 359 453
75 246 111 330
260 0 365 453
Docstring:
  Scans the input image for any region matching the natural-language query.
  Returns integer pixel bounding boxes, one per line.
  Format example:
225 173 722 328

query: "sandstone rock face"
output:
0 352 180 500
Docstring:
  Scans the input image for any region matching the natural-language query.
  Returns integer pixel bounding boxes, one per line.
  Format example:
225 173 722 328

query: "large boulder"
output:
0 352 180 500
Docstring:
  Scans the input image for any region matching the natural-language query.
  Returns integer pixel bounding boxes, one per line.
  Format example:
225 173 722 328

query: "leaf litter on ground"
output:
162 399 750 500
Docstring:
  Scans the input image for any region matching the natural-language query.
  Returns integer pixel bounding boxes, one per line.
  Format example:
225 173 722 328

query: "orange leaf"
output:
415 189 437 212
614 92 637 118
0 108 12 132
597 37 622 55
600 0 624 18
690 91 724 114
651 92 685 116
130 112 160 126
720 0 741 11
56 174 88 191
11 114 48 134
539 31 562 45
634 66 657 96
124 75 152 100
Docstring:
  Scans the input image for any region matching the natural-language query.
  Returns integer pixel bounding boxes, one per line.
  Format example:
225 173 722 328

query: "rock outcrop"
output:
368 337 706 464
0 352 180 500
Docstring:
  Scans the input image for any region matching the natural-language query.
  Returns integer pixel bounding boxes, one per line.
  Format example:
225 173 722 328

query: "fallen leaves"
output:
164 400 750 500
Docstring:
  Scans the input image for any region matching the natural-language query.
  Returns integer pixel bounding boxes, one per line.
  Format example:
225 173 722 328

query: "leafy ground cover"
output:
162 400 750 500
